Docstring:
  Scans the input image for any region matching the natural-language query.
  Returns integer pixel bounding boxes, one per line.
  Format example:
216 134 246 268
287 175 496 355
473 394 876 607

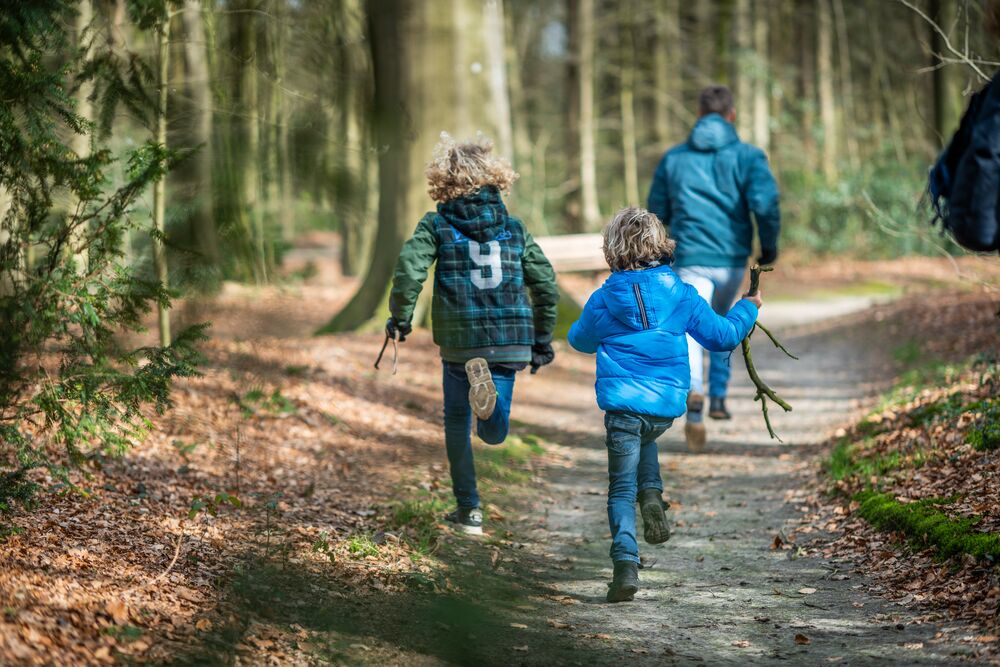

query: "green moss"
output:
825 439 902 485
855 491 1000 560
552 287 583 341
966 399 1000 451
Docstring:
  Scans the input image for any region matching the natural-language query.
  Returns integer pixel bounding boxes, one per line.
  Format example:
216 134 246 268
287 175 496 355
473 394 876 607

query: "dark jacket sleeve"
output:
522 230 559 343
742 147 781 251
388 215 438 324
647 153 672 226
685 285 758 352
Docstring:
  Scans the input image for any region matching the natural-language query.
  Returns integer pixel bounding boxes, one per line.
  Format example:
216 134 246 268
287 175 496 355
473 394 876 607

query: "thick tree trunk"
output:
930 0 963 145
578 0 601 229
619 2 639 206
320 0 453 333
652 0 683 148
505 7 534 214
817 0 838 183
483 0 513 161
181 0 219 265
734 0 752 139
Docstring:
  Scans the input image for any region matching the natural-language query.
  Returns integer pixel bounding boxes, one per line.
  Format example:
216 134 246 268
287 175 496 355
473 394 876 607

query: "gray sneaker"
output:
465 358 497 420
638 489 671 545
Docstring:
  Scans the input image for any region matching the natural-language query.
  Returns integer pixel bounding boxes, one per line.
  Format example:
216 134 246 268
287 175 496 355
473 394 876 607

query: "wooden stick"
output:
742 265 794 441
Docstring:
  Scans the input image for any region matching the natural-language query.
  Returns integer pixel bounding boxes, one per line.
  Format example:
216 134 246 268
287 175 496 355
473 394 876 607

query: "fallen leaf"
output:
546 619 573 630
732 639 751 648
903 643 924 650
512 645 529 652
105 599 129 624
798 587 817 595
794 633 811 645
509 623 528 630
195 618 212 632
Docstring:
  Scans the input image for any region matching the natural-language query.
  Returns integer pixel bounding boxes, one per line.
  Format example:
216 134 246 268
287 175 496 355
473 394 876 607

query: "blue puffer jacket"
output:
568 264 758 418
647 114 781 268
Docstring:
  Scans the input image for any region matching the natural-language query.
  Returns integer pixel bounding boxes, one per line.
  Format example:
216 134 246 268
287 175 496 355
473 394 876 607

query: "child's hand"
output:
743 291 763 309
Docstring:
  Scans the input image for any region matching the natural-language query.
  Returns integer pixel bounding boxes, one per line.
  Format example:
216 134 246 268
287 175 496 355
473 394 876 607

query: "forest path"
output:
505 300 973 665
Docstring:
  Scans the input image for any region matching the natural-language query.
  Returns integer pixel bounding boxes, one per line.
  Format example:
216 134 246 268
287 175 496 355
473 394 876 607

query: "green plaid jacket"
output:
388 187 558 361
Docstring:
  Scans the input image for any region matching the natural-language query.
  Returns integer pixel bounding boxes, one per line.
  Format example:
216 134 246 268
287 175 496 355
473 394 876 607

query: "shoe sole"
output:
708 410 731 421
606 584 638 603
465 358 496 421
641 502 671 545
685 422 707 453
454 524 484 536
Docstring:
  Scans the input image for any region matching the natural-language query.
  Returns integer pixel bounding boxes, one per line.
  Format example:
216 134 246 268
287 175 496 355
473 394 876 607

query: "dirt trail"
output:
505 302 975 665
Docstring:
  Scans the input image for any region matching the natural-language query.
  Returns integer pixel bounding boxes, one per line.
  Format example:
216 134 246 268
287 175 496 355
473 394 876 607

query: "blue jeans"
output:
605 411 674 564
676 265 746 398
442 362 516 509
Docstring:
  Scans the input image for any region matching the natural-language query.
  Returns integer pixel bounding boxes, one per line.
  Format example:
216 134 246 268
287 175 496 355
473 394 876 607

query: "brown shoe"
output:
685 422 707 452
686 392 706 452
465 358 496 420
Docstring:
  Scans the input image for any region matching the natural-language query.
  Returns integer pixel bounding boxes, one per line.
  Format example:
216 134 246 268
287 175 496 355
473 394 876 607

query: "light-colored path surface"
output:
509 302 974 665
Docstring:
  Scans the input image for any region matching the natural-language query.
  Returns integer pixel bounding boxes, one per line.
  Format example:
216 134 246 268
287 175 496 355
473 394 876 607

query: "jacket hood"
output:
437 186 509 243
602 265 683 331
688 113 740 152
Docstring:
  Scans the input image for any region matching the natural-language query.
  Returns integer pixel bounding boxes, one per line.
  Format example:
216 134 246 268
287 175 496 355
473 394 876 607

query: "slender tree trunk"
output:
505 7 534 212
153 16 172 346
817 0 838 183
578 0 601 229
483 0 513 161
831 0 859 169
71 0 94 274
321 0 454 332
181 0 219 264
619 2 639 206
799 5 816 174
751 0 769 151
930 0 963 144
734 0 752 138
563 0 581 231
652 0 683 148
693 1 714 85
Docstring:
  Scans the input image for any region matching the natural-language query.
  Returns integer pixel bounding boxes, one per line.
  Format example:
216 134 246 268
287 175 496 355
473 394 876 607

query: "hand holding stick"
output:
741 265 796 441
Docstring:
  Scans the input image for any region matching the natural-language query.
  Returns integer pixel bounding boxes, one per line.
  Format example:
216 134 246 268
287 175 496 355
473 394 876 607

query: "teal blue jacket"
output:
647 114 780 268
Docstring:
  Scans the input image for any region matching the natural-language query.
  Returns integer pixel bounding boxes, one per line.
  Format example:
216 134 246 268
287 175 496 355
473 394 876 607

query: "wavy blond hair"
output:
425 132 518 202
602 207 676 272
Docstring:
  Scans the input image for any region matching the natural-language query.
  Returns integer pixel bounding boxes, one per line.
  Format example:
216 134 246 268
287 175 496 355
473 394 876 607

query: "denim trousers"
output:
676 265 746 398
605 411 674 564
442 362 516 509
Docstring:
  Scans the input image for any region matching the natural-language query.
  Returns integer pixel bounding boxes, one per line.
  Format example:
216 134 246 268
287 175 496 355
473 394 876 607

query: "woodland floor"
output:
1 245 999 665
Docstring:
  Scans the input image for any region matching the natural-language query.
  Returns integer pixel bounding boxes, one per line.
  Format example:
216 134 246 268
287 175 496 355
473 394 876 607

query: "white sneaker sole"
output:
465 358 497 421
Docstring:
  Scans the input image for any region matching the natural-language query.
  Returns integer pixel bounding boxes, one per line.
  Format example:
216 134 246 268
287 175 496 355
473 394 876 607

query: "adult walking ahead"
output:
647 85 780 451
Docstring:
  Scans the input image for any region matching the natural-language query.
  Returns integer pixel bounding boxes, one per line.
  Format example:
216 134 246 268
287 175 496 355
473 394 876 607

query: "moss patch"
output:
855 491 1000 561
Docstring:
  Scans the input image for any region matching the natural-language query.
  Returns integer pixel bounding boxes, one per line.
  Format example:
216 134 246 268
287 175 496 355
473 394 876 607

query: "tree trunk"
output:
817 0 838 183
320 0 454 333
71 0 94 274
181 0 219 265
563 0 581 231
153 16 172 346
831 0 859 169
751 0 769 151
652 0 683 148
734 0 752 139
799 4 816 174
930 0 963 145
619 2 639 206
505 6 534 214
578 0 601 229
483 0 513 161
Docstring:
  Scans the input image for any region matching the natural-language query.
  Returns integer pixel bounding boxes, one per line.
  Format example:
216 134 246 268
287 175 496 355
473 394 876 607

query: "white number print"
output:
468 240 503 290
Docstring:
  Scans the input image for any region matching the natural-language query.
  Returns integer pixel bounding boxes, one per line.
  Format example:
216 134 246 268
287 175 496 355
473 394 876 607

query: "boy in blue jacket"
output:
568 207 761 602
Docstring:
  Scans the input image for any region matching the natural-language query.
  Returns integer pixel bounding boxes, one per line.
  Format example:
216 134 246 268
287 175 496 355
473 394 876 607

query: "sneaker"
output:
444 507 483 535
638 489 671 545
606 561 639 602
709 396 731 420
465 358 496 421
685 392 706 452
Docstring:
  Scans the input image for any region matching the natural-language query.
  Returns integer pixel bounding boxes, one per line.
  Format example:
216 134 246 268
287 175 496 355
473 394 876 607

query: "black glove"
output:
529 341 555 375
385 317 412 342
757 247 778 266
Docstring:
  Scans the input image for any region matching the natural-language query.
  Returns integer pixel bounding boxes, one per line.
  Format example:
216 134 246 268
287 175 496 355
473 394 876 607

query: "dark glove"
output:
385 317 412 342
529 341 555 375
757 247 778 266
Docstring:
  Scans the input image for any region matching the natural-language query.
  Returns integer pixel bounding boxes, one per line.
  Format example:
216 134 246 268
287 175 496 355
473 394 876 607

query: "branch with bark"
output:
741 265 796 441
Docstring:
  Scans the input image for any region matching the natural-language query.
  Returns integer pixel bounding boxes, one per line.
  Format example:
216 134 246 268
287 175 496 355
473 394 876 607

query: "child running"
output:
386 133 559 535
567 207 761 602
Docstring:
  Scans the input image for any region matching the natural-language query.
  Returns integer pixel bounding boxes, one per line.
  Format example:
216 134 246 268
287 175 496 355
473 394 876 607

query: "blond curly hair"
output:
602 207 676 272
425 132 518 203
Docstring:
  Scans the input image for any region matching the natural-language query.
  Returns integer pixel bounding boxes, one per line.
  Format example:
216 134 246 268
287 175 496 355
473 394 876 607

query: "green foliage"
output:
826 440 903 485
234 387 297 418
188 493 242 520
855 491 1000 561
0 3 205 511
346 534 379 558
967 400 1000 451
389 494 451 555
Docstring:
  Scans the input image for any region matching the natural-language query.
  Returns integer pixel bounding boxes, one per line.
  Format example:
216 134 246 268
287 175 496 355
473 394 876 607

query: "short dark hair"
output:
698 85 734 116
